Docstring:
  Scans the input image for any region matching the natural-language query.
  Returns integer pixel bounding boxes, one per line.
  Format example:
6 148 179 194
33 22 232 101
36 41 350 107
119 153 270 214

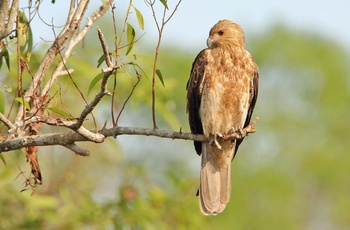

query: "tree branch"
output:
0 117 259 153
147 0 183 129
42 0 113 97
14 0 91 124
0 112 15 130
63 143 90 156
0 0 19 40
97 26 113 67
68 27 120 133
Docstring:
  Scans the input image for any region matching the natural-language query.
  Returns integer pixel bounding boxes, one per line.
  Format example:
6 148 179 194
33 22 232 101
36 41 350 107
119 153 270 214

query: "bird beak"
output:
207 36 213 48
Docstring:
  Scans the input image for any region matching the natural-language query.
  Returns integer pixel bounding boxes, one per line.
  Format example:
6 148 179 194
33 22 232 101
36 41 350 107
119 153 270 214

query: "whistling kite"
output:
186 20 259 215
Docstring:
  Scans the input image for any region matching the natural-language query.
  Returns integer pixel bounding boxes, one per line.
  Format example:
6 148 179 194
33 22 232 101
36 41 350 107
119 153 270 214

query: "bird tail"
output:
199 140 235 215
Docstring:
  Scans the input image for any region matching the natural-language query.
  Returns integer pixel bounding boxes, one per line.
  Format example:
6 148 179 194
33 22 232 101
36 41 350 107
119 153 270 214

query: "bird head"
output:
206 20 245 49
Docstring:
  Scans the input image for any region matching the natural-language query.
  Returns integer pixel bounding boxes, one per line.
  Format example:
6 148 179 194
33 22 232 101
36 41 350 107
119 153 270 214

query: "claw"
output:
209 133 223 150
237 128 244 138
228 127 244 138
228 127 236 135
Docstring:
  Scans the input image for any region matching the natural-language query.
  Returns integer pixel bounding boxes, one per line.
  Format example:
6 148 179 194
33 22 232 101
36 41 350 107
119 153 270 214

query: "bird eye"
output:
218 30 224 36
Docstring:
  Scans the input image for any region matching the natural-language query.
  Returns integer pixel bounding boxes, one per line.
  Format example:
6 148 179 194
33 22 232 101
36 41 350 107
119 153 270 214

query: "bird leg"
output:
209 133 223 150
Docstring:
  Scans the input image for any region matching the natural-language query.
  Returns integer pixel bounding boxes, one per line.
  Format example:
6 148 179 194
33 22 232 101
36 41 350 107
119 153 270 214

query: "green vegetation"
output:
1 16 350 229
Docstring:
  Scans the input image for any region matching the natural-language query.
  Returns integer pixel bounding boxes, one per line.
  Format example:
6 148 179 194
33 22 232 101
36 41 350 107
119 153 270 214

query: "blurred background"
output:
1 0 350 229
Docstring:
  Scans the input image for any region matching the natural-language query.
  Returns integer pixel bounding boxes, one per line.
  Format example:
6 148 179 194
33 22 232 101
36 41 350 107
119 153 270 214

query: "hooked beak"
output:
206 36 214 48
206 34 220 48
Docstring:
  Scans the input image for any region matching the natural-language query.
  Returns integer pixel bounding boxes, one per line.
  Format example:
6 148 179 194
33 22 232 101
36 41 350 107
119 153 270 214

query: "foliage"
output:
1 1 350 229
0 153 205 229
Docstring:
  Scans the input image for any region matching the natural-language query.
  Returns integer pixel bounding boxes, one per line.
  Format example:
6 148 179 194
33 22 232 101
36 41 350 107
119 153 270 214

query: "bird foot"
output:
209 133 223 150
228 127 236 135
228 127 244 138
236 127 244 138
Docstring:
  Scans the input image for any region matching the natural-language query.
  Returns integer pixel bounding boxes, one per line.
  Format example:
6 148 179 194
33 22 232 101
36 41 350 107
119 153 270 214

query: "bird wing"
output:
186 49 208 155
233 53 259 158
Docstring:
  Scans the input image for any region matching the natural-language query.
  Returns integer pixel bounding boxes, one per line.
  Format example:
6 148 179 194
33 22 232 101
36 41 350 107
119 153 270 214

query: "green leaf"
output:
15 97 30 110
47 107 72 118
0 154 6 166
133 6 144 30
156 69 165 87
159 0 169 9
0 42 10 71
88 73 104 95
97 54 105 68
18 11 29 49
126 23 135 56
17 11 32 61
0 90 5 114
25 23 33 61
4 46 10 70
125 62 148 79
5 85 12 92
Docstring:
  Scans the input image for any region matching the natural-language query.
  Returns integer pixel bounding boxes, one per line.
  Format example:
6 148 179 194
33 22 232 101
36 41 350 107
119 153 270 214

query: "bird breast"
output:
199 50 251 136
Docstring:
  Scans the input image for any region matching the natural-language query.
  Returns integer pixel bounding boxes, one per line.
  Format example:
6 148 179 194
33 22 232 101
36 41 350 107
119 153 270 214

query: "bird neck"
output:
210 45 245 58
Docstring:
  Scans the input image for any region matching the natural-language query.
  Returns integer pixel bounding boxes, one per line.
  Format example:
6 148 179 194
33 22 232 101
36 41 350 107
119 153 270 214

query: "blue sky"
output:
142 0 350 50
27 0 350 51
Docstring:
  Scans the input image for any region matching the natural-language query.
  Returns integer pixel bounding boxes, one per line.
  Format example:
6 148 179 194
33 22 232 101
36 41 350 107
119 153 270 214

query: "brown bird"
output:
186 20 259 215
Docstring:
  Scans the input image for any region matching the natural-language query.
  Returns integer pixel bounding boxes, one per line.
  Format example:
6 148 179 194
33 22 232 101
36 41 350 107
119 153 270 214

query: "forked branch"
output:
147 0 183 129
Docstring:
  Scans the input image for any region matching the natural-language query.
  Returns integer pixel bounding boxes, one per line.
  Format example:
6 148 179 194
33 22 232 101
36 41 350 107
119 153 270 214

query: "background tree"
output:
1 1 350 229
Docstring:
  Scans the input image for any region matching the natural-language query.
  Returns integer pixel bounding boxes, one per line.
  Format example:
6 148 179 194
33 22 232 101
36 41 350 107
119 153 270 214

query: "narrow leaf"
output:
26 24 33 61
0 154 6 166
0 43 10 70
15 97 30 110
4 46 10 70
88 73 104 95
126 23 135 56
133 6 144 30
47 107 72 118
97 54 105 68
0 90 5 114
125 62 148 79
18 11 29 49
156 69 165 87
159 0 169 9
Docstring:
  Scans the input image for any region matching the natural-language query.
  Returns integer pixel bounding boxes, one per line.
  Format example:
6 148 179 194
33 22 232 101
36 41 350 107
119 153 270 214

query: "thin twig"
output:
63 143 90 156
0 112 16 130
97 27 113 67
67 28 121 132
117 0 133 48
42 0 113 95
0 0 19 40
110 5 118 127
68 64 120 131
117 32 146 49
15 0 90 124
115 68 141 125
164 0 183 25
38 1 113 133
148 0 183 129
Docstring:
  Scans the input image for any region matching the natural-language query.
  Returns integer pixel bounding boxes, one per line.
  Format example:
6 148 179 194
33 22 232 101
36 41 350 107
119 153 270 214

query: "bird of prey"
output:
186 20 259 215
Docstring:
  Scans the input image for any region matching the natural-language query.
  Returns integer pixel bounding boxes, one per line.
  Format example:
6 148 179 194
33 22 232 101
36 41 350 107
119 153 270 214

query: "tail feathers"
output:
199 141 234 215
